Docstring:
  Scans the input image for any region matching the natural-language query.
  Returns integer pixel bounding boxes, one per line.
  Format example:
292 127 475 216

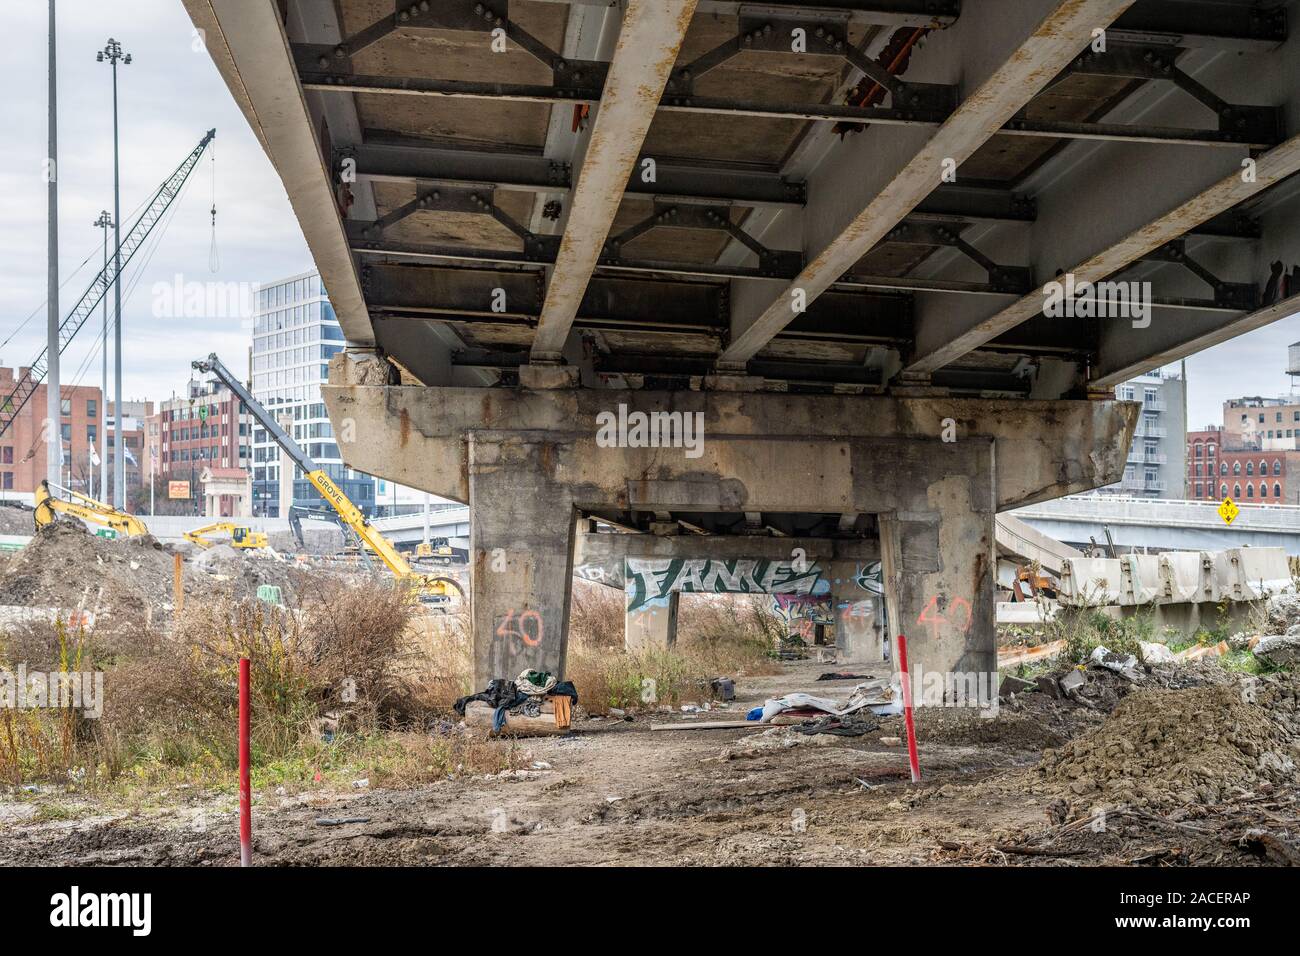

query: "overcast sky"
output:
1 0 1297 428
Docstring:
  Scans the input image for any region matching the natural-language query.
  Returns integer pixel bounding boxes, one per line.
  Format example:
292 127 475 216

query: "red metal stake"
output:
896 633 922 783
239 657 252 867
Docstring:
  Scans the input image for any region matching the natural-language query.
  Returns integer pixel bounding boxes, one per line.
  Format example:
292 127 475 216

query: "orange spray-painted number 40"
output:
496 609 544 647
916 595 972 642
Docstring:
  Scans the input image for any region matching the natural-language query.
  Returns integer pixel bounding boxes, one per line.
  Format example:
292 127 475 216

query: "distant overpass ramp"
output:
995 513 1080 575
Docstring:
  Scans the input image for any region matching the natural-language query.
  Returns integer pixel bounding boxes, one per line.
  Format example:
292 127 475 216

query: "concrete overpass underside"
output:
186 0 1300 685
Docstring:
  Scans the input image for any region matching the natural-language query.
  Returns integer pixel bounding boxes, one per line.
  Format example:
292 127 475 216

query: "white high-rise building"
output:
249 270 371 516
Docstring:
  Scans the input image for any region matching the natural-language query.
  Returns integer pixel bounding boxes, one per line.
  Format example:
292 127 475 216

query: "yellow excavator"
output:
192 354 463 609
34 480 149 538
184 522 269 550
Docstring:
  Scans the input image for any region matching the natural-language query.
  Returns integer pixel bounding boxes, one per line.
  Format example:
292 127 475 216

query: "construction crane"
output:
184 522 269 551
34 480 148 538
1 130 216 442
191 354 463 609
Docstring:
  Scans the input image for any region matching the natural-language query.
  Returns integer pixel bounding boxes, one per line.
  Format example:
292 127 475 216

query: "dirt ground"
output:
3 660 1295 867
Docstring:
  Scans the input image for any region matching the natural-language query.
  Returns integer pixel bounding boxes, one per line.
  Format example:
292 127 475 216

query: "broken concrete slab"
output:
999 675 1035 698
1254 634 1300 668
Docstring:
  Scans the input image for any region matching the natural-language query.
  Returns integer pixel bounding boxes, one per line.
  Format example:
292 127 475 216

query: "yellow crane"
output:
184 522 269 550
34 480 149 538
192 354 463 609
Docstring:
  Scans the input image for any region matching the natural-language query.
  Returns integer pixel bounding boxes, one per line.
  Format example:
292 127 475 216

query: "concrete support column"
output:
830 560 884 664
625 589 679 653
468 434 577 687
879 472 996 683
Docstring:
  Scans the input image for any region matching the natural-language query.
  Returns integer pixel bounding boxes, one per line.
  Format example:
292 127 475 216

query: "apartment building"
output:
1107 371 1186 499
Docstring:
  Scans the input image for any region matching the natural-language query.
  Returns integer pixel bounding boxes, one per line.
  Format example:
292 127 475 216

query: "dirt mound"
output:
0 519 178 614
1036 675 1300 808
0 504 33 535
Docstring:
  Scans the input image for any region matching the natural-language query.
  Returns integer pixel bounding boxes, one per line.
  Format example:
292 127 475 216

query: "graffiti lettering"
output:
626 558 827 612
496 609 543 647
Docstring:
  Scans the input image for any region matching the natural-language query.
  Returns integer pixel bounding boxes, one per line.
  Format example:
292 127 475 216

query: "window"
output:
1234 483 1241 498
87 425 97 442
1247 461 1255 476
60 423 71 442
1195 482 1203 497
1195 444 1203 457
1209 444 1216 456
1234 461 1241 475
1275 460 1283 476
1 472 11 490
1221 483 1229 497
1260 483 1268 499
1276 483 1283 498
1246 484 1255 498
0 447 11 465
1260 459 1268 474
60 398 71 416
1195 463 1202 477
1260 414 1266 423
87 399 97 417
1278 412 1284 423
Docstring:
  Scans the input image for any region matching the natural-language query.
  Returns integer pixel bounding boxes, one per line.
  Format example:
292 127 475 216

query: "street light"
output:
98 37 130 507
93 210 112 502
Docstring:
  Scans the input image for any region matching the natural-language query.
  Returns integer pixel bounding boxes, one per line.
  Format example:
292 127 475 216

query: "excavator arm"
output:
34 480 149 537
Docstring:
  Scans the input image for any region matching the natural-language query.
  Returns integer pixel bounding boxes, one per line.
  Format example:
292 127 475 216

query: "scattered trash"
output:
531 760 552 771
710 677 736 701
1139 641 1176 664
352 778 370 789
1175 640 1228 663
794 713 878 737
1088 646 1140 680
315 817 371 827
878 736 902 747
817 672 873 681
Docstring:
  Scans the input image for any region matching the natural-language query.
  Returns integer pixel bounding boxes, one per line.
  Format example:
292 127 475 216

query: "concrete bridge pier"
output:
325 353 1135 689
625 592 680 654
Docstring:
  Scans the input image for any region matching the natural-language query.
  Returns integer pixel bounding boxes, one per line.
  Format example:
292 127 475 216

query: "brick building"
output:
157 377 252 506
0 366 104 496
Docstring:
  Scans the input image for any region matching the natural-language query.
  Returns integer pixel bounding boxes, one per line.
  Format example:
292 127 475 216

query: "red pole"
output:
896 633 921 783
238 657 252 866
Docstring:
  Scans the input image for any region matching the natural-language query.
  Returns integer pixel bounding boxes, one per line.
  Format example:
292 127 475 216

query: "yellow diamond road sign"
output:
1219 497 1239 526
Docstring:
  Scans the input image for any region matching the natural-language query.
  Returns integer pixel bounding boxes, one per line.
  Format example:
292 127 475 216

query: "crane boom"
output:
1 129 217 441
190 353 459 604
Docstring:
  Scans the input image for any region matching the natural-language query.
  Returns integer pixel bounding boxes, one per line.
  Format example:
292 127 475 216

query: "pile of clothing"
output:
454 669 579 732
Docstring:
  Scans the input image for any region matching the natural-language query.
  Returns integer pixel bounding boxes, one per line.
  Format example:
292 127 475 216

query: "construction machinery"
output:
34 480 149 538
184 522 269 551
191 354 462 609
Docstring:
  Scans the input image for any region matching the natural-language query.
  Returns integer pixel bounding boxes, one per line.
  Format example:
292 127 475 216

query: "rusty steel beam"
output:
530 0 699 362
717 0 1138 368
904 132 1300 377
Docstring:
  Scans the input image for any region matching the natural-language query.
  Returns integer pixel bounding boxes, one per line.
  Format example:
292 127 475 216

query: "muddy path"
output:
0 662 1291 866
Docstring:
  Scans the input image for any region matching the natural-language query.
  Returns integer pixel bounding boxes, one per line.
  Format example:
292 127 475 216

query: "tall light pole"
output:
94 211 112 502
46 1 60 488
98 38 130 507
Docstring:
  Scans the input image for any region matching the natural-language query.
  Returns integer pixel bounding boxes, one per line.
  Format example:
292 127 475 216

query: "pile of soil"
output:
1036 674 1300 808
192 543 327 598
0 504 33 535
0 519 179 614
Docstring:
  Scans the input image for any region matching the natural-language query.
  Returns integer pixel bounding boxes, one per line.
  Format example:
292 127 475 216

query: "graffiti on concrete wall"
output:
574 561 625 588
771 592 835 642
626 558 829 612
